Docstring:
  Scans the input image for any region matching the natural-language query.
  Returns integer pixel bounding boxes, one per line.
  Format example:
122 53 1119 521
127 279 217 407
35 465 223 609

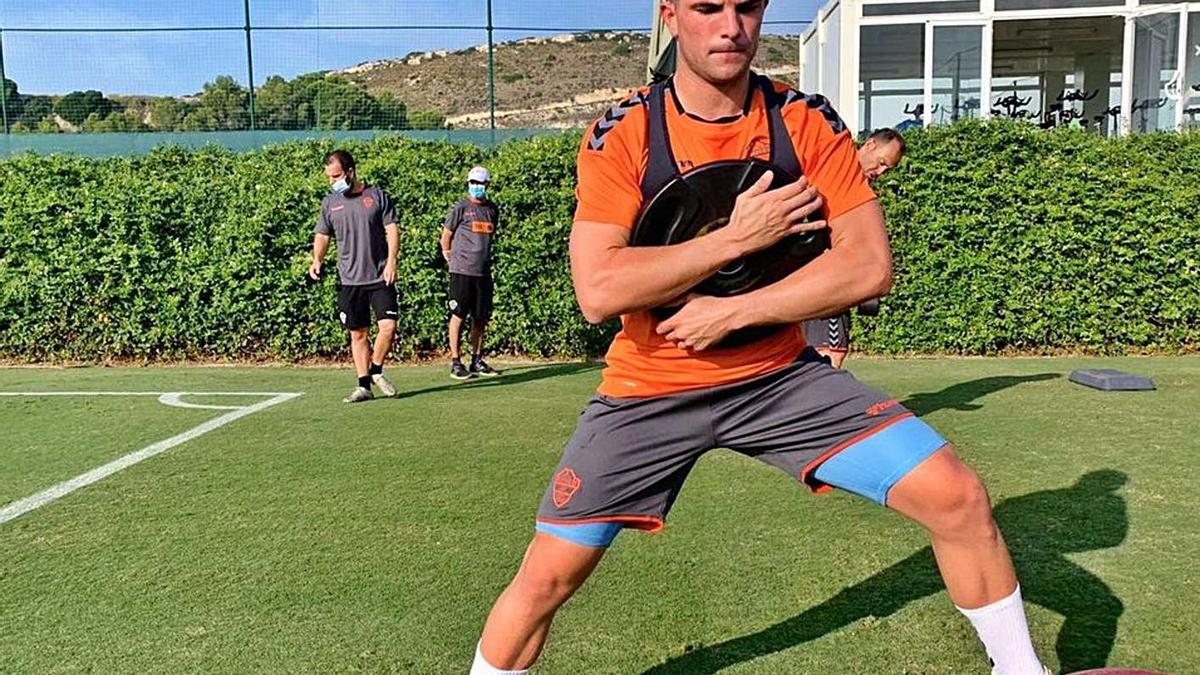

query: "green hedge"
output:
863 120 1200 354
0 119 1196 361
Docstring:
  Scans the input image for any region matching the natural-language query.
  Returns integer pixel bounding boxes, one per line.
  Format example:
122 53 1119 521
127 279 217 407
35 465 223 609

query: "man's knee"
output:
377 320 397 337
511 561 586 609
924 467 996 538
349 329 370 343
891 449 997 537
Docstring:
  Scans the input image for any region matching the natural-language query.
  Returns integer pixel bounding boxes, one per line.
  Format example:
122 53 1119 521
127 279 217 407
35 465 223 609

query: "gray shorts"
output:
536 349 941 533
803 312 851 351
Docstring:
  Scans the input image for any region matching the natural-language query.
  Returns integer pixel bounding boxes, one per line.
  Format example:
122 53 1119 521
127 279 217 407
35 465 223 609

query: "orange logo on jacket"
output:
552 468 582 508
471 220 494 234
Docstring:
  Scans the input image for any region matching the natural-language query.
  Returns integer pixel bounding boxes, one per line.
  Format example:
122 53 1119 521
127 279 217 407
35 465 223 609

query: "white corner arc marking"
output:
0 391 303 526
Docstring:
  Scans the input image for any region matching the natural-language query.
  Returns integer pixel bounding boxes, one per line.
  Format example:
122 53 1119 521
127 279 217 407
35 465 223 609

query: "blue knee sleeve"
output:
813 416 947 505
535 520 624 547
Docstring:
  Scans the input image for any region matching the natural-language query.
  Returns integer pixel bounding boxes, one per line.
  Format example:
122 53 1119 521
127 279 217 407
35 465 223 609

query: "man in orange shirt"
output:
470 2 1048 673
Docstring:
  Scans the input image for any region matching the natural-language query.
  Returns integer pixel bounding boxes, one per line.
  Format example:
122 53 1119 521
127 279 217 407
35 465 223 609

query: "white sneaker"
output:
372 373 397 397
343 386 373 403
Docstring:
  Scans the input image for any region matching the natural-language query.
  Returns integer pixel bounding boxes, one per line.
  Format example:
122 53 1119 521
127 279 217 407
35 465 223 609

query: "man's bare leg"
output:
887 446 1043 674
473 533 607 672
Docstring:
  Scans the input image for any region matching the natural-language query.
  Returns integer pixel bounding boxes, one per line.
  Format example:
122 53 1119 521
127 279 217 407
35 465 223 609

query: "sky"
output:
0 0 823 96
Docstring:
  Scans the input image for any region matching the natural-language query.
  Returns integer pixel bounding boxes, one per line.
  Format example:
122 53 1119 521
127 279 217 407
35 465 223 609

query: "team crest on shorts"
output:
552 467 582 508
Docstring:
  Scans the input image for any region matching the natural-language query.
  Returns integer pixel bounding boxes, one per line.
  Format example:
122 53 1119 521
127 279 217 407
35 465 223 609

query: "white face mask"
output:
331 177 350 194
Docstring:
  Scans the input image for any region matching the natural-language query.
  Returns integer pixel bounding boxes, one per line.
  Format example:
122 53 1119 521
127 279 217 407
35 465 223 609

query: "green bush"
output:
862 120 1200 354
0 119 1196 362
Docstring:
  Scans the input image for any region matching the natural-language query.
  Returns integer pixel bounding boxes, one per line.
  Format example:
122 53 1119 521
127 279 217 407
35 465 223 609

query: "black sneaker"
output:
450 361 471 380
470 359 499 377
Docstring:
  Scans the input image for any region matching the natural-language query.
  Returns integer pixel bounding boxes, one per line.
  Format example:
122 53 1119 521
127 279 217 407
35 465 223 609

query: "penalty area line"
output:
0 391 302 526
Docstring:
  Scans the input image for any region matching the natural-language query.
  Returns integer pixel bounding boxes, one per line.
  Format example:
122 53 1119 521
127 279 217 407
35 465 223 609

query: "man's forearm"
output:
386 225 399 265
312 234 330 262
728 244 892 328
574 228 745 322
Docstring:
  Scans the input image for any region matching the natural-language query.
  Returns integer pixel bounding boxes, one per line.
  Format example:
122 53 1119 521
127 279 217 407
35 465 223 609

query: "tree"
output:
407 109 445 130
17 96 54 130
148 97 192 131
54 90 120 127
376 92 408 129
294 73 387 130
1 78 18 128
255 75 304 130
183 76 248 131
81 111 152 132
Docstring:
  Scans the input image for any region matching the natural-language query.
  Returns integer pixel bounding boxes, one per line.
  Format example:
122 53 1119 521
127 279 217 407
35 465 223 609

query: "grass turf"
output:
0 357 1195 674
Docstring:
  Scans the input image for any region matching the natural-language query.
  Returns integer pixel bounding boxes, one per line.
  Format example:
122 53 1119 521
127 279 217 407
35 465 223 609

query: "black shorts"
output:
803 311 851 352
449 273 493 320
337 282 398 330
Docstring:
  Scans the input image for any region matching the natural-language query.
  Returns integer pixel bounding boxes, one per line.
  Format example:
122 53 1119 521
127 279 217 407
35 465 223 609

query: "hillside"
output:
339 31 800 129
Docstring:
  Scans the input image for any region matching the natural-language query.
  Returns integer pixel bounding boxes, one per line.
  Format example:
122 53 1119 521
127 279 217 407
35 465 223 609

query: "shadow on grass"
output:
902 373 1061 417
640 470 1128 674
392 361 602 401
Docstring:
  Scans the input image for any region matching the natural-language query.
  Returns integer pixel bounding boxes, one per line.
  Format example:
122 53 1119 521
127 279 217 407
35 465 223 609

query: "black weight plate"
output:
630 159 831 347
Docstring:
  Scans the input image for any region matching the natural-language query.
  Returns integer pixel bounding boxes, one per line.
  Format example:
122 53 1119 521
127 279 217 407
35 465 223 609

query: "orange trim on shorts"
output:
798 412 916 493
536 515 664 532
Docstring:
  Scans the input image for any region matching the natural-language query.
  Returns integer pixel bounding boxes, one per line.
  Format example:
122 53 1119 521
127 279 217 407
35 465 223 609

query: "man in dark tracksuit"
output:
310 150 400 403
440 166 500 380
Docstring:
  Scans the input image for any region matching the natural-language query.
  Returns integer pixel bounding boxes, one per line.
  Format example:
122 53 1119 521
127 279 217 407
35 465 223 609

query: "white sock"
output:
470 642 529 675
956 585 1044 675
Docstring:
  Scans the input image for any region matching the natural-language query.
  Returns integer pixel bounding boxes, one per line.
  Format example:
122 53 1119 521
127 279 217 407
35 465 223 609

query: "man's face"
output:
661 0 768 86
858 139 903 182
324 160 353 187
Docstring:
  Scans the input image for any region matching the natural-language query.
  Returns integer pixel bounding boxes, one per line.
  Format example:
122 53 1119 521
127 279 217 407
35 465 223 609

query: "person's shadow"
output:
392 361 602 401
900 373 1061 417
640 470 1129 674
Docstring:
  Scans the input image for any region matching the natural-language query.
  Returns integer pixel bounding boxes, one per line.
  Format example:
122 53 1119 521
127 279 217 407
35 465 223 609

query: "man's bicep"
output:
828 200 889 257
569 221 631 283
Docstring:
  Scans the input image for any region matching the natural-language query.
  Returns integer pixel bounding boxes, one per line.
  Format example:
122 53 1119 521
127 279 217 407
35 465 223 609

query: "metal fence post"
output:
486 0 496 144
244 0 256 130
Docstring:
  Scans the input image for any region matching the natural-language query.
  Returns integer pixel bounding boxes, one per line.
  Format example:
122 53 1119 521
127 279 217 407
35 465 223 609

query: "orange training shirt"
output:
575 79 877 398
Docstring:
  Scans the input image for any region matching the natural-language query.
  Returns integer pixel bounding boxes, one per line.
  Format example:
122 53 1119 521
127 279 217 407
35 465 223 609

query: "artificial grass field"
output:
1 357 1196 674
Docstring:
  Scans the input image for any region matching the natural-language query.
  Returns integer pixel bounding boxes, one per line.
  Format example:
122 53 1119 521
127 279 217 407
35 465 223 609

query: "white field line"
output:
0 391 302 526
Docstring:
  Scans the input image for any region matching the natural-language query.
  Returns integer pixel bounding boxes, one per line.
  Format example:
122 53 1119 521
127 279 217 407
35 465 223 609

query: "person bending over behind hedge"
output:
441 166 501 380
309 149 401 403
802 127 905 367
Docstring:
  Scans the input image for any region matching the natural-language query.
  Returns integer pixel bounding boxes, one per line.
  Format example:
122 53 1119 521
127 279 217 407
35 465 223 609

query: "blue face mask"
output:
331 178 350 194
468 185 487 200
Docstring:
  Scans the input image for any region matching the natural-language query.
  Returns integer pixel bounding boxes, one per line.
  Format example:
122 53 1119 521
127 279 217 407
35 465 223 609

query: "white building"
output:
799 0 1200 136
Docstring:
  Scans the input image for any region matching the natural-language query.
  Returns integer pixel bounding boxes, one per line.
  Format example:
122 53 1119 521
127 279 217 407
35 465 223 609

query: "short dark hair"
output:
865 128 905 155
324 149 356 171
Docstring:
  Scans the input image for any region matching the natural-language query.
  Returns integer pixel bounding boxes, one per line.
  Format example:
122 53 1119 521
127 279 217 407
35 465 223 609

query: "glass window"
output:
802 33 819 94
1183 12 1199 129
821 6 843 106
932 26 983 125
859 24 925 135
996 0 1122 10
1132 11 1180 132
991 18 1124 135
863 1 978 16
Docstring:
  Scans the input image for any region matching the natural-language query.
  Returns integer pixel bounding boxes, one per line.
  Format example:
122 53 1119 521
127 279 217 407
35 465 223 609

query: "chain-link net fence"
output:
0 0 810 153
